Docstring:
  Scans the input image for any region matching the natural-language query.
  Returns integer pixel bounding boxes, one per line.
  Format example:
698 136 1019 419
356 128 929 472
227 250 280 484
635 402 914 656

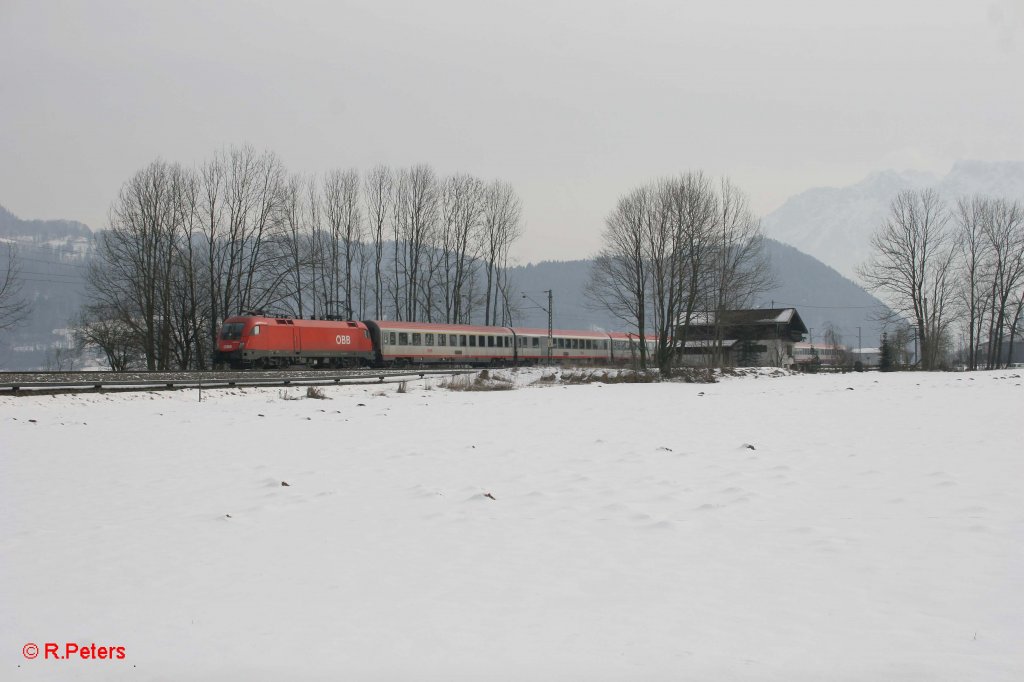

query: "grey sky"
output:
1 0 1021 263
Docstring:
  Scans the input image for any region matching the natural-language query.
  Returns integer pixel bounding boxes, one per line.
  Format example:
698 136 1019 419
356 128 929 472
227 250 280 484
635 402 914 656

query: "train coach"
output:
214 313 657 369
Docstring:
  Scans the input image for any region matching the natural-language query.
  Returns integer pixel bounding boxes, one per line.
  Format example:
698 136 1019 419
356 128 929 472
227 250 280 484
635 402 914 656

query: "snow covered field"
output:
2 369 1022 681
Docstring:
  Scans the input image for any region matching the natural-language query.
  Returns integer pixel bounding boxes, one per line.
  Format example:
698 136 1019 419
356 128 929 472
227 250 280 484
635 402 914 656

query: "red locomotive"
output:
214 314 655 369
214 314 375 369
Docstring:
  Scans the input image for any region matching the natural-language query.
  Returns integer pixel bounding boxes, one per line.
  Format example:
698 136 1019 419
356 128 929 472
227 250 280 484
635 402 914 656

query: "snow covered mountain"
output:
762 161 1024 280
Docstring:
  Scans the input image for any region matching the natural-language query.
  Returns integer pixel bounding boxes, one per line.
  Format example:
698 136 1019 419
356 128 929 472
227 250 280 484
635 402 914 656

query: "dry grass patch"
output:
441 371 516 392
305 386 330 400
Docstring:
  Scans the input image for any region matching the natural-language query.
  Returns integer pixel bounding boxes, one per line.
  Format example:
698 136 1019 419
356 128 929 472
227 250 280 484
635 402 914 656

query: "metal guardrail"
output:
0 368 480 395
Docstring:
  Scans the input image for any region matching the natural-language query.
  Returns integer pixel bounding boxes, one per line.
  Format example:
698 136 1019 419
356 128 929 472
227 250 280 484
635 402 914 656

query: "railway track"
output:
0 368 480 395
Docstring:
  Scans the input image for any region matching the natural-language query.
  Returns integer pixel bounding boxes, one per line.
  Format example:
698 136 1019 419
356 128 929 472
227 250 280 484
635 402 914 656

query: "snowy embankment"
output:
2 370 1022 681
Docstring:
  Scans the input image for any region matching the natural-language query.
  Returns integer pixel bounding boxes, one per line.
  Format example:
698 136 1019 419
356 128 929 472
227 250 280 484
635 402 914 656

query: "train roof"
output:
366 320 512 334
223 315 367 329
513 327 611 339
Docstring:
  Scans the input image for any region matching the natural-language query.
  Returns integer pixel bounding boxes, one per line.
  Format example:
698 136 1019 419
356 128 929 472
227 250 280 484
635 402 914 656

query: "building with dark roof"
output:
677 308 808 367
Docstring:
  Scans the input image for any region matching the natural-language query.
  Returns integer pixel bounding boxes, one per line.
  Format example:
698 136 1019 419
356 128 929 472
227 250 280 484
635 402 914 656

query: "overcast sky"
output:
1 0 1021 262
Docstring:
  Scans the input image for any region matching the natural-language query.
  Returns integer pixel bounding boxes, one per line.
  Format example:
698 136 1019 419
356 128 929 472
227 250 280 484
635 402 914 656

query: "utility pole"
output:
546 289 553 364
522 290 554 364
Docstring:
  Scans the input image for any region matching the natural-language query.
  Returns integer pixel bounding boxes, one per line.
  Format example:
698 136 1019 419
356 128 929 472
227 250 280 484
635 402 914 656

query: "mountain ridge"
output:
761 160 1024 280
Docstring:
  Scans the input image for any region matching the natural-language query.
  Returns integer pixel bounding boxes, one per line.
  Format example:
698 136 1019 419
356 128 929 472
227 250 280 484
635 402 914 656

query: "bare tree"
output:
393 165 440 321
586 187 652 368
706 178 773 366
481 180 522 325
666 173 720 373
439 174 485 323
364 165 393 318
0 243 31 332
859 189 956 370
588 173 767 374
953 196 992 370
981 198 1024 368
322 169 363 317
74 305 142 371
281 173 311 317
87 159 179 369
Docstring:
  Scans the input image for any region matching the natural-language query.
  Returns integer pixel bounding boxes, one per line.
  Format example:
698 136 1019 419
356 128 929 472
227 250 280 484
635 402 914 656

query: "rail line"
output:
0 368 480 395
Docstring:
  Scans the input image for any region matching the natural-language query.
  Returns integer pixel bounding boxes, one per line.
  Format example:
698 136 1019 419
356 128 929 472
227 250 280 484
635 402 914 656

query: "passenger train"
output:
214 313 655 369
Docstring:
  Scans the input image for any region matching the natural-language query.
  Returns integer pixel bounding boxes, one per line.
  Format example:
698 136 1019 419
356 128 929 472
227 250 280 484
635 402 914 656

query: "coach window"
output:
388 332 396 345
485 335 492 347
459 334 467 346
398 332 408 345
469 335 476 347
478 335 485 347
532 337 539 348
425 333 434 346
436 334 445 347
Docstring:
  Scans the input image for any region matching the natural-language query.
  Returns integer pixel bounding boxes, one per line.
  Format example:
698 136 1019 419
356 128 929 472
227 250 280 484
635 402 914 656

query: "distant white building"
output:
792 342 847 368
851 347 881 368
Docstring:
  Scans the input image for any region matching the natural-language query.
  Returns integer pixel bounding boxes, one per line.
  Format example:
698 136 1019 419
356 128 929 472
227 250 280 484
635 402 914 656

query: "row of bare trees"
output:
859 189 1024 370
81 146 522 370
586 172 771 376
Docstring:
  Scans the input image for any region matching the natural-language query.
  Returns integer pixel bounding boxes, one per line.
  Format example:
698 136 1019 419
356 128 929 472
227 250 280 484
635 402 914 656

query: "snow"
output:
2 370 1022 680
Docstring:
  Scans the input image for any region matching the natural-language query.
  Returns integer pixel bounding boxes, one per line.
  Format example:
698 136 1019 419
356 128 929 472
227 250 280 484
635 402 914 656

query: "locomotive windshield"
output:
220 323 244 340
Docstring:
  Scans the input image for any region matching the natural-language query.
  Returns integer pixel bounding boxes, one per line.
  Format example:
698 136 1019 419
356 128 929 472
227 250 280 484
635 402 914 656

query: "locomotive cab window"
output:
220 323 244 340
250 325 260 336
